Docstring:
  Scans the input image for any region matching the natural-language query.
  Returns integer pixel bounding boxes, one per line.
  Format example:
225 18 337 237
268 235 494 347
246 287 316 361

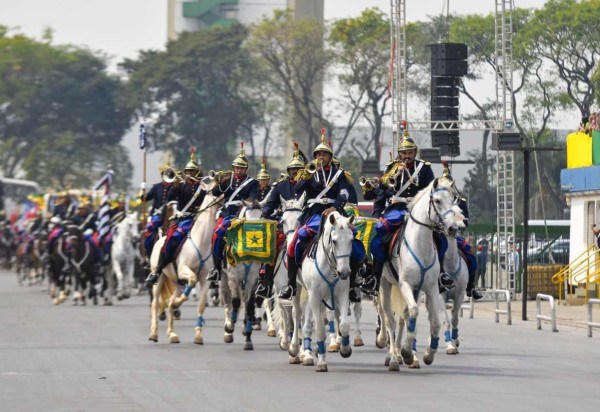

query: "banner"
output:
354 217 378 262
226 219 277 265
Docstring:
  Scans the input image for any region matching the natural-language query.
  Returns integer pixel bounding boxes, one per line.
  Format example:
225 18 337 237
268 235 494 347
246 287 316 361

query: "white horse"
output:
220 199 263 349
265 194 306 354
111 211 140 301
288 211 355 372
149 178 223 344
378 177 461 371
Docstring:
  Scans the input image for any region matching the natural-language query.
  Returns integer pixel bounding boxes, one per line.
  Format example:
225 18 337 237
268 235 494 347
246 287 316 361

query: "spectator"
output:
592 224 600 248
476 238 489 288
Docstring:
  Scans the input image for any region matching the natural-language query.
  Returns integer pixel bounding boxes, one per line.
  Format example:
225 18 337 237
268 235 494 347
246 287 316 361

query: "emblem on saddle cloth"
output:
225 219 277 265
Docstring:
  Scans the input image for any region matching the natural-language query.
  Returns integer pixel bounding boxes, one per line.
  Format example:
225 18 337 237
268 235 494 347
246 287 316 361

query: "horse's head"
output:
428 178 464 237
239 199 262 220
280 192 306 240
322 211 355 280
122 212 141 242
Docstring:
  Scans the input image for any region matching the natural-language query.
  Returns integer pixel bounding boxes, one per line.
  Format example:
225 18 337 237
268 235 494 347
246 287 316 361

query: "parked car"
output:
527 238 570 265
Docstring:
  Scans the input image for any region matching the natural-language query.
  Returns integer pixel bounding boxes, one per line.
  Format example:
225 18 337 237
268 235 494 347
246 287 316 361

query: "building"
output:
167 0 324 40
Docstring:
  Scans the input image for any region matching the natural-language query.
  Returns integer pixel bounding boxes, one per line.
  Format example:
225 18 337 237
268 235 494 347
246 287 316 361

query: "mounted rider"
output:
361 133 454 294
145 148 206 286
53 191 75 219
207 143 259 282
279 131 366 300
438 165 483 300
141 157 177 267
255 144 307 301
256 159 272 203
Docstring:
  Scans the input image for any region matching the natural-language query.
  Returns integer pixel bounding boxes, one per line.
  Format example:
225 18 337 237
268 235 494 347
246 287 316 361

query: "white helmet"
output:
50 216 61 225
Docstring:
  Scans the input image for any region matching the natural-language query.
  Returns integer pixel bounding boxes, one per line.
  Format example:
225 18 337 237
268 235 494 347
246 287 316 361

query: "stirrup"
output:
255 283 271 300
439 272 455 289
278 284 295 300
206 268 221 282
360 276 378 296
145 272 159 287
467 288 484 301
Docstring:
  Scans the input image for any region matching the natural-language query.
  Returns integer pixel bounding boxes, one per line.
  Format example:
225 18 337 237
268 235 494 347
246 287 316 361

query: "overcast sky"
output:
0 0 549 186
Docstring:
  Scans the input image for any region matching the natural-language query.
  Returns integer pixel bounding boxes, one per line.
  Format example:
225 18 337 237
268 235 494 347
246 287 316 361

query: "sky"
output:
0 0 550 186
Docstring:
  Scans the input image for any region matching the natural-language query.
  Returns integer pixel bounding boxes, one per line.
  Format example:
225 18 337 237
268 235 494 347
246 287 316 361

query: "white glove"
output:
140 182 146 190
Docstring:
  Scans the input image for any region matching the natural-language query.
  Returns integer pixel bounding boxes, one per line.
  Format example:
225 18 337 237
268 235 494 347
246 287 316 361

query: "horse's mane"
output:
408 179 435 210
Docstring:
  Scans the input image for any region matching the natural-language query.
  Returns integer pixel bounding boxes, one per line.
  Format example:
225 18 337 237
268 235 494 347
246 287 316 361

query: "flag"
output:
93 170 113 243
139 123 146 150
226 219 277 265
354 217 378 262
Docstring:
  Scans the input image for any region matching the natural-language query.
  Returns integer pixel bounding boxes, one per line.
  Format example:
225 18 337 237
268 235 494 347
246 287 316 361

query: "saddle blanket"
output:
226 219 277 265
354 217 378 262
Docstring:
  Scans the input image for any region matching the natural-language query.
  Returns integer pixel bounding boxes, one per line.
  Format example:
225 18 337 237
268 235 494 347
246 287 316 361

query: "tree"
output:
121 25 256 170
329 8 391 162
0 27 132 188
247 10 331 152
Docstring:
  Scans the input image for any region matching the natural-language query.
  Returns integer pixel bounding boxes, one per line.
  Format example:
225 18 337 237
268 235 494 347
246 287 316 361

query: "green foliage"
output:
121 25 255 170
0 29 132 189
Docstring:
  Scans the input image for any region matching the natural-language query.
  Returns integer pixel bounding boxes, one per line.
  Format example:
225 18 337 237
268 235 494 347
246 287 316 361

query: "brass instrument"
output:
208 169 233 182
380 162 405 189
306 160 319 174
359 176 380 191
162 167 184 184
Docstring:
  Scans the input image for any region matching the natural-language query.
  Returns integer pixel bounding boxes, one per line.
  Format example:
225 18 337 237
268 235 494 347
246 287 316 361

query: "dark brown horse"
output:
64 225 100 305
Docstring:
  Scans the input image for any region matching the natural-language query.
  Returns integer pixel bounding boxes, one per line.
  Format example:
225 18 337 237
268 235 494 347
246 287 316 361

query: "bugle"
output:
306 160 319 174
208 169 233 182
162 167 183 184
359 176 380 191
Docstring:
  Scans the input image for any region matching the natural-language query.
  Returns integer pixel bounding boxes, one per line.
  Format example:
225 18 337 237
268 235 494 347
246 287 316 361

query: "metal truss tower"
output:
390 0 407 153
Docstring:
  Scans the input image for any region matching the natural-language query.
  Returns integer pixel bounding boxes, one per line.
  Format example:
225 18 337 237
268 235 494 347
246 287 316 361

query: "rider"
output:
279 131 365 300
256 159 272 203
361 133 455 295
69 201 102 265
207 143 259 282
141 157 177 267
53 191 75 219
255 144 306 301
145 148 205 286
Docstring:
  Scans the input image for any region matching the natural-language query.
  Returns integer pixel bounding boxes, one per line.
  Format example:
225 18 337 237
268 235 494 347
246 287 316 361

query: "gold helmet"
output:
287 142 306 170
232 142 249 168
312 128 333 157
256 158 271 181
398 136 418 152
159 155 174 173
184 147 202 178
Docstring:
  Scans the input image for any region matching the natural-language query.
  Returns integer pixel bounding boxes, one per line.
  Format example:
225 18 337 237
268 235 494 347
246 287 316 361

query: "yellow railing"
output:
552 244 600 303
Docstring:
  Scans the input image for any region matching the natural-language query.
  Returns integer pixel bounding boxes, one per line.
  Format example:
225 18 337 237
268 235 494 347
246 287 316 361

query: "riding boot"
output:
207 256 222 282
438 261 455 293
466 269 483 300
279 259 297 300
361 260 383 296
145 254 167 287
349 257 363 303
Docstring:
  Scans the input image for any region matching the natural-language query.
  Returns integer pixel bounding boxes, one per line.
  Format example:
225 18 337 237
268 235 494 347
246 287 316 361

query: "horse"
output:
149 178 223 344
64 225 99 306
264 194 305 354
440 219 469 355
220 199 264 350
47 230 71 305
377 177 461 371
0 223 15 269
288 211 356 372
15 236 43 286
111 212 140 301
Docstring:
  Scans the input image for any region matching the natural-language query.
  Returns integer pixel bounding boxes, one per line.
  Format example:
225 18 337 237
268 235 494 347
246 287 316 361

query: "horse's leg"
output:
221 270 235 343
112 255 124 300
353 299 364 347
302 293 317 367
264 299 277 337
326 309 340 352
380 278 399 371
423 287 441 365
149 281 161 342
440 293 455 354
374 297 387 349
173 265 197 308
399 279 419 364
448 291 464 354
166 285 180 344
194 273 209 345
288 292 302 362
338 283 352 360
243 293 256 351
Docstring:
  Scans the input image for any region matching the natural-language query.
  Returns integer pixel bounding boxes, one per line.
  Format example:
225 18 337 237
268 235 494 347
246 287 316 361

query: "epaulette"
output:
416 158 431 166
343 170 354 184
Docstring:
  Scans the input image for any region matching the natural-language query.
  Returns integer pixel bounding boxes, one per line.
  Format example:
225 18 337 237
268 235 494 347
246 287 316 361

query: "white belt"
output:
390 196 412 204
307 198 335 205
224 200 242 207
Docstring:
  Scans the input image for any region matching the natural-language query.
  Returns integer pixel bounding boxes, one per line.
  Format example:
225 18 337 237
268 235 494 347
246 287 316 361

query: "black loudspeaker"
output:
430 43 468 60
431 106 459 120
431 131 460 157
431 60 468 76
431 95 459 107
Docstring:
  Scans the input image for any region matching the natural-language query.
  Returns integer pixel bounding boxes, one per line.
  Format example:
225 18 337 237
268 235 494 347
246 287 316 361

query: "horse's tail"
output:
390 283 407 317
157 278 176 313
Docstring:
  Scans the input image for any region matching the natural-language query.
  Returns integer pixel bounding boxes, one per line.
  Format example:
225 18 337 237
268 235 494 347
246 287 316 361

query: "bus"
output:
0 177 42 215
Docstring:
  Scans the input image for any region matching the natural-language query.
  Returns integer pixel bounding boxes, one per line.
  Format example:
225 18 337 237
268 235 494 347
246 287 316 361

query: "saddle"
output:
383 220 407 259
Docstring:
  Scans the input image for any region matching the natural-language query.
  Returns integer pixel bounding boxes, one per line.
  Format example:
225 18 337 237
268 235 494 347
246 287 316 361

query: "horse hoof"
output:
116 295 123 301
243 341 253 351
288 345 299 357
302 357 314 366
327 342 340 353
288 355 301 364
279 340 289 351
384 356 390 367
340 346 352 359
224 323 234 334
224 333 234 344
267 329 277 338
194 336 204 345
409 357 421 369
149 335 158 342
388 359 400 372
169 335 180 344
353 336 364 347
252 323 262 331
103 301 113 306
159 312 166 321
423 352 435 365
400 349 413 365
316 363 328 372
93 297 98 306
446 346 458 355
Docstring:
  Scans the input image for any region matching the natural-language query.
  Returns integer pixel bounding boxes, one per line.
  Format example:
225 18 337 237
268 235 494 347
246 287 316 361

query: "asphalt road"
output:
1 270 598 412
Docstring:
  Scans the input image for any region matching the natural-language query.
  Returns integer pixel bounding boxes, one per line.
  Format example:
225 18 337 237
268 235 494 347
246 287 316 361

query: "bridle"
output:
409 186 456 235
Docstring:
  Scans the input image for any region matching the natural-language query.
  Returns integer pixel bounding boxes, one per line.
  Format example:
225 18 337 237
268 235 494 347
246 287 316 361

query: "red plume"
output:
240 141 244 149
321 128 326 136
190 146 196 154
441 160 449 168
293 142 299 150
